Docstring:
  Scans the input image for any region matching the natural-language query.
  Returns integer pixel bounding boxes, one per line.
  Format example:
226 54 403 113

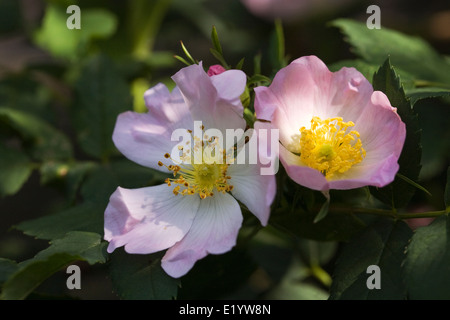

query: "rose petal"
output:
210 69 246 112
172 62 246 133
161 192 242 278
104 184 199 254
143 84 192 129
228 162 276 226
279 143 329 191
326 91 406 189
112 111 181 172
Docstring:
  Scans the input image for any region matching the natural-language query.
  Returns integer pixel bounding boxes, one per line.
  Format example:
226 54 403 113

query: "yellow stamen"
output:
158 128 234 199
299 116 366 179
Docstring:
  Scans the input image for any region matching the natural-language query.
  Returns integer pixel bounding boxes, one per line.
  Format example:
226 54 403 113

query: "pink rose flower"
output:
254 55 406 191
104 63 276 278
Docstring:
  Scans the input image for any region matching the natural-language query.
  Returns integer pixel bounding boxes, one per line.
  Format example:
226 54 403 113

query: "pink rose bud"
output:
207 64 226 76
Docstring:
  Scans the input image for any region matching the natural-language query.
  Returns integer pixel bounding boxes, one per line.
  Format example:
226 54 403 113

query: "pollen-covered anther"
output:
299 116 366 179
159 130 234 199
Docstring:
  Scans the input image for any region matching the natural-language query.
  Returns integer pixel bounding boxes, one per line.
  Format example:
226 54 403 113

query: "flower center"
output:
158 128 233 199
299 116 366 179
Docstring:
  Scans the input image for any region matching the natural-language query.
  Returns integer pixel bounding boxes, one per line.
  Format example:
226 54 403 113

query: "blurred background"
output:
0 0 449 299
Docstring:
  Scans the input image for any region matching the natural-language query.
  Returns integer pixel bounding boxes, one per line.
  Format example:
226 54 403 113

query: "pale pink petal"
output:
279 143 329 191
254 86 277 120
161 192 242 278
210 69 246 112
104 184 200 254
228 162 276 226
253 121 280 176
355 91 405 160
254 86 298 150
326 91 406 189
328 154 400 189
112 111 179 172
113 82 195 171
323 66 374 123
172 62 246 133
268 56 330 129
143 84 193 130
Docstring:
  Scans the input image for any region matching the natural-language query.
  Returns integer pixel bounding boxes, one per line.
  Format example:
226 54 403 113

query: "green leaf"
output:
109 159 166 188
34 4 117 60
80 166 120 204
396 173 431 196
247 229 294 285
80 160 164 204
39 161 97 203
0 144 33 197
329 219 412 300
270 207 366 242
331 19 450 84
403 214 450 299
210 48 229 69
369 59 422 209
1 253 76 300
247 74 271 87
34 231 107 265
298 239 338 268
265 256 329 300
235 57 245 70
174 55 191 67
127 0 171 60
413 99 450 179
0 107 73 161
273 19 287 69
180 41 197 65
178 247 256 299
109 248 178 300
73 55 132 160
313 192 330 223
16 202 104 241
405 87 450 105
1 231 106 300
0 258 18 284
211 25 223 55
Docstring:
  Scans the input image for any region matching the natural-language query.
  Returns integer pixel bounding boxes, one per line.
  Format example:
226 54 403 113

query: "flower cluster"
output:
104 55 406 278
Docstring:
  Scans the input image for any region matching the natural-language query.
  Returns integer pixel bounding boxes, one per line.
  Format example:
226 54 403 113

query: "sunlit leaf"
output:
331 19 450 84
34 4 117 60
